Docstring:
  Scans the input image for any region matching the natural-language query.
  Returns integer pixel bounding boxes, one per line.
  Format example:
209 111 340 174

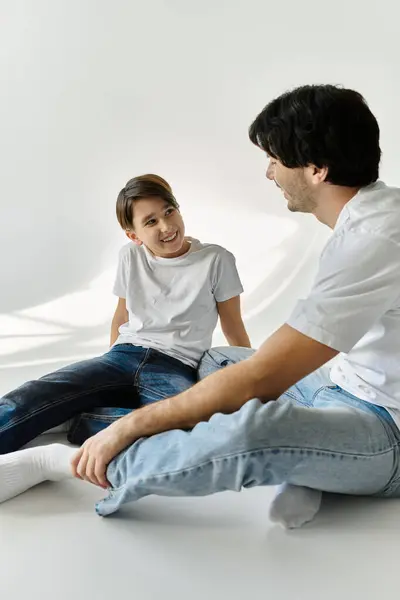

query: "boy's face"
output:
126 196 188 258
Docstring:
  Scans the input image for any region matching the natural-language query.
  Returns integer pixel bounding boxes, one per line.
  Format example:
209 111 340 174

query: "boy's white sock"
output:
0 443 76 504
269 483 322 529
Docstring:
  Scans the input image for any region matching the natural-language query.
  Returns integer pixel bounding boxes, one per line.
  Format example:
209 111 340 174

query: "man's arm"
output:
117 324 337 437
71 324 337 487
110 298 128 346
217 296 251 348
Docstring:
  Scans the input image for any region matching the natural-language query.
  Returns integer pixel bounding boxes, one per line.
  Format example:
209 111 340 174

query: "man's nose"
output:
266 162 275 181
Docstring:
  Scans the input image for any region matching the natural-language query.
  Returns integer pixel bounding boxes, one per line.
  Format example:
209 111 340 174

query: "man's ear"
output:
306 164 329 185
125 230 143 246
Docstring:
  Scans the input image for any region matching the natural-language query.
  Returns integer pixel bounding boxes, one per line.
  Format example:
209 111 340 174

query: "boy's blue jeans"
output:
95 346 400 516
0 344 197 453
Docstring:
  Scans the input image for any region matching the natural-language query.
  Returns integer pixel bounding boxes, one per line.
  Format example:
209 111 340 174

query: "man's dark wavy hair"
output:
249 84 381 187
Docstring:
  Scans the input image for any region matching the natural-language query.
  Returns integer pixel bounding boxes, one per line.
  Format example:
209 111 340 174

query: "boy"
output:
0 174 250 467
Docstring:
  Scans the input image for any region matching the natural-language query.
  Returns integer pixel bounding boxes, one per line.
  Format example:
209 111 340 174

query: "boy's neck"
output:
147 237 192 259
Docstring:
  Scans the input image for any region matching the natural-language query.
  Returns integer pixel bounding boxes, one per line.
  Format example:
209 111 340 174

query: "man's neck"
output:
313 185 362 229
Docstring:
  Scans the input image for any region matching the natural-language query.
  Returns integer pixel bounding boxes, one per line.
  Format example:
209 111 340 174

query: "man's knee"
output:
198 346 255 380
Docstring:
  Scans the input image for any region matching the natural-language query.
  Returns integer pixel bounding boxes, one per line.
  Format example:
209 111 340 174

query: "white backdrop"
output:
1 0 399 391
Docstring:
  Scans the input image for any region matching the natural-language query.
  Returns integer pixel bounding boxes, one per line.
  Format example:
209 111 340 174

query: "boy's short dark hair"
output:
249 84 381 187
116 174 180 230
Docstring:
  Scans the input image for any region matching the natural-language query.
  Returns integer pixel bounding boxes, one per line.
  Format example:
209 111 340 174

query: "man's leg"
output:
197 346 255 380
197 346 322 528
68 349 197 445
0 344 142 453
96 350 400 517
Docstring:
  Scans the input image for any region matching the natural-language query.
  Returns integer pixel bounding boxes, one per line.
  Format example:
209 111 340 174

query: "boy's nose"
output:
159 220 169 233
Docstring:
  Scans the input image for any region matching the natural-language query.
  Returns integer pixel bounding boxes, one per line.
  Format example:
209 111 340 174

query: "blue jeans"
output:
0 344 197 453
96 346 400 516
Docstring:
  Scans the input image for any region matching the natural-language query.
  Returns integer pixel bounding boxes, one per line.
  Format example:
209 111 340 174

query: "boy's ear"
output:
125 230 143 246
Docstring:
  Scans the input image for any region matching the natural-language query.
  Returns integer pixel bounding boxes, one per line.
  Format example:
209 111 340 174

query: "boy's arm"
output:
110 298 128 346
217 296 251 348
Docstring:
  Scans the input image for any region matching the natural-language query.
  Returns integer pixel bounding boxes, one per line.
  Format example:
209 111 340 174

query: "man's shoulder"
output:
351 182 400 238
333 182 400 250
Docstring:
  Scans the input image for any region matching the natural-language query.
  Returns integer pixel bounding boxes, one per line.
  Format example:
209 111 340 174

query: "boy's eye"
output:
165 208 174 216
146 219 156 226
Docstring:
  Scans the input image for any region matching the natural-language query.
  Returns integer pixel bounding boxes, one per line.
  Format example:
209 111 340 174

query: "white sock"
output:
0 443 76 504
269 484 322 529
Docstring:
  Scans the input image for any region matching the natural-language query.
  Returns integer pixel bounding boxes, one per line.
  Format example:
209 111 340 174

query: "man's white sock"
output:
0 443 76 504
269 483 322 529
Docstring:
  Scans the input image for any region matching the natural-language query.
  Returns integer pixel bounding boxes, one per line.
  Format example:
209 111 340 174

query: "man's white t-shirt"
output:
113 237 244 368
288 181 400 427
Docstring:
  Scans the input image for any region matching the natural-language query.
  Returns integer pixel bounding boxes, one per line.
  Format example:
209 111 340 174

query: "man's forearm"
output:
117 357 260 440
115 325 337 443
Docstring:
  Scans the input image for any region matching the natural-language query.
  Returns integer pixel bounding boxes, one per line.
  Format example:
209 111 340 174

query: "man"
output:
3 84 400 528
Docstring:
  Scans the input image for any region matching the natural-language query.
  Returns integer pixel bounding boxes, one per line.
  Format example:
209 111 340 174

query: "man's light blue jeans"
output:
96 346 400 516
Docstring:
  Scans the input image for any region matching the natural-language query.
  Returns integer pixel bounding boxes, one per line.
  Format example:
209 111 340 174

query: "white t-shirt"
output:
113 237 244 367
287 181 400 427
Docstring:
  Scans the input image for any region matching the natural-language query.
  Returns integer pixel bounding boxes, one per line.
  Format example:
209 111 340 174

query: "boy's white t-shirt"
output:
287 181 400 427
113 237 243 367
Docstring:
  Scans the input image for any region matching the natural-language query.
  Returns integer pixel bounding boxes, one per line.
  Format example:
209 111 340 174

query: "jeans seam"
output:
0 382 134 434
311 385 337 403
76 413 125 422
378 442 400 496
204 351 232 367
133 348 152 388
284 390 307 405
136 384 170 400
108 445 395 493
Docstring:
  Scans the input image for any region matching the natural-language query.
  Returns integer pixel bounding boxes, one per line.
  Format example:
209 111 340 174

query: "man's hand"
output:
70 419 135 488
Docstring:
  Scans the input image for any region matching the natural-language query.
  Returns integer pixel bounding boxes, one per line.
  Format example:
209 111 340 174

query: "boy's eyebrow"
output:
141 212 155 224
141 204 172 224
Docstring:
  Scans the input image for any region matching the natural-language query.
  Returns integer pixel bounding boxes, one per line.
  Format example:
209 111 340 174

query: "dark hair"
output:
249 84 381 187
116 174 180 230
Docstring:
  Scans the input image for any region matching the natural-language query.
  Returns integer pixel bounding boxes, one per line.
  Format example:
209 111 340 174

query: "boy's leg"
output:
0 348 216 503
96 354 400 516
0 344 143 453
135 349 197 404
68 348 197 445
67 407 134 445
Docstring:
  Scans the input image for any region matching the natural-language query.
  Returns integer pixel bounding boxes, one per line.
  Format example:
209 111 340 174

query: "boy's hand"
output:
70 421 134 488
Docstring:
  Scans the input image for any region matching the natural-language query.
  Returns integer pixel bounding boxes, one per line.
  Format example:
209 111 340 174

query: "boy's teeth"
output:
163 233 177 242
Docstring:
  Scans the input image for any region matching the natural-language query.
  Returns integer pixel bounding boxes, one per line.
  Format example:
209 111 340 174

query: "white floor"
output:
1 290 399 600
1 433 400 600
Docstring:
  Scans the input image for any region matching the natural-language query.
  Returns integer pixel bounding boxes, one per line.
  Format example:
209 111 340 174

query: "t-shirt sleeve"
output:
212 248 244 303
287 231 400 352
112 247 129 298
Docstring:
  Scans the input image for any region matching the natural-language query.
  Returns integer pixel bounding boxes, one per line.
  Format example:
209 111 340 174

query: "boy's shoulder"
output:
117 241 147 266
118 241 144 258
191 238 233 258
